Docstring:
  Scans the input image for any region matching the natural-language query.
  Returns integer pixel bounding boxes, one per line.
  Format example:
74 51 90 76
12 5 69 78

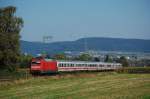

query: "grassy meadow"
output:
0 72 150 99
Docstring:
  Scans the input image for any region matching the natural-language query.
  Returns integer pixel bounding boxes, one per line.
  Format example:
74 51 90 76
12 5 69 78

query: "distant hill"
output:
20 37 150 55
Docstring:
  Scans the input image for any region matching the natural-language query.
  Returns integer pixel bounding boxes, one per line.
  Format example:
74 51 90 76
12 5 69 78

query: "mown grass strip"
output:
0 73 150 99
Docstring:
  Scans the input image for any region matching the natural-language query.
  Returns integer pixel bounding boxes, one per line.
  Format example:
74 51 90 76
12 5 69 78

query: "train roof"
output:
44 58 122 65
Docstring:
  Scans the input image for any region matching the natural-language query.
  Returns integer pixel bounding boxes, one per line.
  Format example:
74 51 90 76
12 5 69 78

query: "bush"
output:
19 54 33 68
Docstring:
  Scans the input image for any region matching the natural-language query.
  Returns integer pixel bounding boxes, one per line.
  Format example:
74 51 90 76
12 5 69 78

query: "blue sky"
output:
0 0 150 42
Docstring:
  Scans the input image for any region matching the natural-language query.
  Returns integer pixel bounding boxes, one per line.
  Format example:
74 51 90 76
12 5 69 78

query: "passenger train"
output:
30 57 122 74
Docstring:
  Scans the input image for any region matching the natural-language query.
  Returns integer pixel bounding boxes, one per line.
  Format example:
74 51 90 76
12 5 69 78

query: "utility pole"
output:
43 36 53 43
84 35 88 53
42 36 53 57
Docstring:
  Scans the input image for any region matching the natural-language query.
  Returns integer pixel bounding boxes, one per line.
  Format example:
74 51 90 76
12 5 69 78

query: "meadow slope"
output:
0 72 150 99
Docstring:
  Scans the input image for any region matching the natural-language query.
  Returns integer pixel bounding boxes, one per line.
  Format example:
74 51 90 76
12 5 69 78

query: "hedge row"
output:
116 67 150 73
0 69 31 81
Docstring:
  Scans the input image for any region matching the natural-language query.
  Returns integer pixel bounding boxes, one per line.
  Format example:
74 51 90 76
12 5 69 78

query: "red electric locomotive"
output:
30 57 122 74
30 57 58 74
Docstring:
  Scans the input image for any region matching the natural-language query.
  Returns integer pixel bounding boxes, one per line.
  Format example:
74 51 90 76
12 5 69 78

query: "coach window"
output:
90 64 92 67
59 63 61 67
81 64 83 67
73 64 75 67
108 65 111 67
80 64 82 67
83 64 85 67
76 64 78 67
92 64 95 67
59 64 61 67
61 64 62 67
74 64 77 67
82 64 85 67
93 64 95 67
67 64 69 67
92 64 94 67
63 64 65 67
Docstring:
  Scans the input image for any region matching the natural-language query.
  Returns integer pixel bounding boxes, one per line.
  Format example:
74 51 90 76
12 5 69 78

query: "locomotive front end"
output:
30 58 43 74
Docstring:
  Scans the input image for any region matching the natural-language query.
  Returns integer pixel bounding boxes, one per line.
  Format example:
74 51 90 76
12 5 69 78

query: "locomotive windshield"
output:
31 61 41 65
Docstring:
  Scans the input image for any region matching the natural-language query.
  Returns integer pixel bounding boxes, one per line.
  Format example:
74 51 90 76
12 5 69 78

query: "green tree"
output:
77 53 92 61
53 53 67 60
0 6 23 71
20 54 33 68
104 55 113 62
119 56 129 67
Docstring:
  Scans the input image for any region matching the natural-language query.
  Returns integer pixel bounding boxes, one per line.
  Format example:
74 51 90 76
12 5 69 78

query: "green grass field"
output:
0 72 150 99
